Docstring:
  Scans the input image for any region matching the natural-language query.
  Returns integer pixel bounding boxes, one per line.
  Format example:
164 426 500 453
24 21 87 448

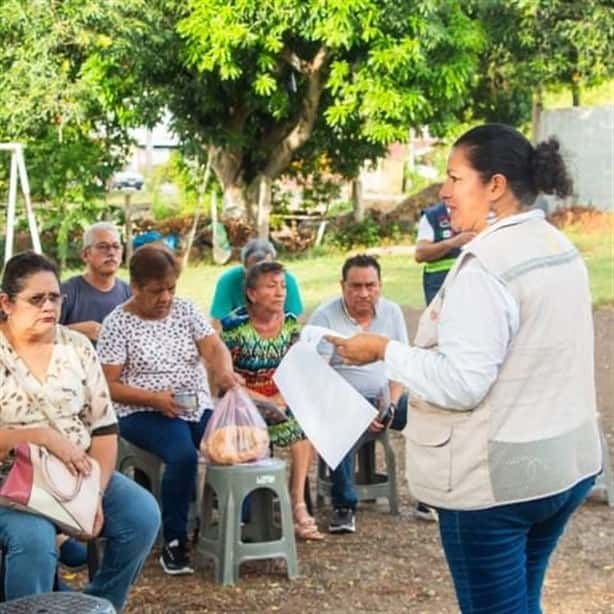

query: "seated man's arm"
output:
65 321 102 341
59 280 102 340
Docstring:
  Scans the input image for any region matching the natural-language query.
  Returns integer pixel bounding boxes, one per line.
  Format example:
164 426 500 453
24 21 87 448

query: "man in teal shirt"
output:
209 238 304 329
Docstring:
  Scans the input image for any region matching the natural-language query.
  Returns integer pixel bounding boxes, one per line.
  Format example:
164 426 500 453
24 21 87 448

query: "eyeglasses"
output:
92 242 123 253
18 292 65 308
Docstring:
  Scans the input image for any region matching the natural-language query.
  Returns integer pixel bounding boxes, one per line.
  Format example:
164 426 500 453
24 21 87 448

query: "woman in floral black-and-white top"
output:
0 251 160 610
98 244 240 576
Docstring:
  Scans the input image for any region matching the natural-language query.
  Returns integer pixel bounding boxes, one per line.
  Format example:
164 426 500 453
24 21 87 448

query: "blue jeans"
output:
423 270 449 305
119 410 211 543
436 475 596 614
0 471 160 611
331 394 408 511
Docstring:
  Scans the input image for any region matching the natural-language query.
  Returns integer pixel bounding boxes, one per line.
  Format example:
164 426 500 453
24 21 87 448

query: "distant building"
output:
126 113 179 173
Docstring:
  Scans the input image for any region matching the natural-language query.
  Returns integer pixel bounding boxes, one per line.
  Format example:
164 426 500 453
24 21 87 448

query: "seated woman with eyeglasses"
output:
0 251 160 610
98 244 241 576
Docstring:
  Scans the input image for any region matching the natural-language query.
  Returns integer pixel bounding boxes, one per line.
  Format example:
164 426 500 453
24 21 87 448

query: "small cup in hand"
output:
174 391 199 412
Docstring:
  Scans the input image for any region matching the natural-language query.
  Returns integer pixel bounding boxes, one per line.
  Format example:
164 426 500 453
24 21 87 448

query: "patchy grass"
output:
565 227 613 307
173 225 612 311
65 222 612 310
176 253 424 314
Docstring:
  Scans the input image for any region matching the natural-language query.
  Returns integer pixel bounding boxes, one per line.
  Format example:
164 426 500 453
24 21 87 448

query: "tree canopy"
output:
85 0 482 233
469 0 614 126
2 1 611 239
0 1 133 202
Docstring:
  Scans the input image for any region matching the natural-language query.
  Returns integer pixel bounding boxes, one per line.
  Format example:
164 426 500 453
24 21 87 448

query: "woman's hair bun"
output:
532 137 573 199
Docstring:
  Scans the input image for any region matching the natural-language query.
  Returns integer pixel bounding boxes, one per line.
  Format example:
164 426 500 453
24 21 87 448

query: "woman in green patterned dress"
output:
220 261 323 541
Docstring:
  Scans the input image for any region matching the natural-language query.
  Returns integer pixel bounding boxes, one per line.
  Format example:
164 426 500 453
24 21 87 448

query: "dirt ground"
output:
115 307 614 614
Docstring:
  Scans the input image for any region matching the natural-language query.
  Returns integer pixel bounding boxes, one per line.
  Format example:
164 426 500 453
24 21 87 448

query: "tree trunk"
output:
256 174 273 239
210 145 253 221
531 87 544 144
221 183 250 220
571 80 581 107
210 46 330 232
351 178 364 223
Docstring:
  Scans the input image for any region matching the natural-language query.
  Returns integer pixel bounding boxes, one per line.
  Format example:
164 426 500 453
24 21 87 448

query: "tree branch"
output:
280 45 329 74
264 46 330 178
280 47 308 73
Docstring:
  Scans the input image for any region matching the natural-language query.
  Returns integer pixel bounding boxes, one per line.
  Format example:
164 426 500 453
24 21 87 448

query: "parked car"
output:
111 171 144 191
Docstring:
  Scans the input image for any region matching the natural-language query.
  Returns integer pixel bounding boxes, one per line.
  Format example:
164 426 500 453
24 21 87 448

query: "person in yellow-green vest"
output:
414 203 476 305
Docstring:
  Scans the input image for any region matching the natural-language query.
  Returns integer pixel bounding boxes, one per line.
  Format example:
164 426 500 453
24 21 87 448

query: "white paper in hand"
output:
299 324 347 346
274 340 376 470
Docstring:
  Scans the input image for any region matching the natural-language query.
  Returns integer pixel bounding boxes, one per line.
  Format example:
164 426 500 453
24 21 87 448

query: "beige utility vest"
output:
405 215 602 510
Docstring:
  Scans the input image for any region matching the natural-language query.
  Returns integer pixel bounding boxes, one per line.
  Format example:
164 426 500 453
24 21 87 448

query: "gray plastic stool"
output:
317 429 399 514
197 458 298 585
0 593 115 613
116 438 205 539
591 423 614 507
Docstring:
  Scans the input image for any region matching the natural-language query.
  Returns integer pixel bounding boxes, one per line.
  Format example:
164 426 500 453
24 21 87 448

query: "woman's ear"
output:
489 173 508 201
0 293 12 318
245 287 256 304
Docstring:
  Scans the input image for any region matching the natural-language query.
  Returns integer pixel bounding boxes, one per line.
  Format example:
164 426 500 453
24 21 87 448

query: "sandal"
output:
294 521 325 541
293 502 324 541
293 502 316 525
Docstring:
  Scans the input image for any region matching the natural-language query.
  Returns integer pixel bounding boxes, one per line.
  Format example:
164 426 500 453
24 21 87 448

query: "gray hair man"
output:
208 238 303 331
60 221 131 343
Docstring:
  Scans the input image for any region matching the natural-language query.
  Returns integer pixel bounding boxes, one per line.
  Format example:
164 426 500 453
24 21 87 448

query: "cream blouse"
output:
0 325 118 451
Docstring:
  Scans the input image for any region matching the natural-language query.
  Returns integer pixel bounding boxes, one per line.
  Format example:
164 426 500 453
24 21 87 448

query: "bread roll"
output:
205 425 269 464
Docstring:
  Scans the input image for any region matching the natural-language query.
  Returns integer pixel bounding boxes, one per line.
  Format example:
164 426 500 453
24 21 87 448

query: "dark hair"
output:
454 124 573 206
244 261 285 303
0 251 60 321
341 254 381 281
129 244 181 287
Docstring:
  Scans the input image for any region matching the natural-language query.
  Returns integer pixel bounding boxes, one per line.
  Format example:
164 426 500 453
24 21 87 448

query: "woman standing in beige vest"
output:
328 124 602 614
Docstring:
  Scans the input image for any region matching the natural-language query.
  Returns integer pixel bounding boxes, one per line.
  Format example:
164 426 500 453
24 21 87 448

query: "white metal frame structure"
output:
1 143 42 264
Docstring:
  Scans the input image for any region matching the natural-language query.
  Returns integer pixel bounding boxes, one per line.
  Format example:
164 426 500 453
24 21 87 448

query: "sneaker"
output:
414 502 438 522
328 507 356 534
159 539 194 575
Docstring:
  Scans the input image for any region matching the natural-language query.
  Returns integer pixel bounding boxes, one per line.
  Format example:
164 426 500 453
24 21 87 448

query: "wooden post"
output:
352 178 364 223
211 191 218 262
16 147 41 254
182 156 212 268
256 175 272 239
124 191 133 265
4 152 18 264
1 143 41 263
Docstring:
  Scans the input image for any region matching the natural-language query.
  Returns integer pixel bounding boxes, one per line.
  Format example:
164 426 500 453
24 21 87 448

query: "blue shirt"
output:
60 276 131 327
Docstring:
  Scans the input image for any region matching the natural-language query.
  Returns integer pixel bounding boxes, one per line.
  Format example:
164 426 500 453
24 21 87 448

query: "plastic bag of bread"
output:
201 387 270 465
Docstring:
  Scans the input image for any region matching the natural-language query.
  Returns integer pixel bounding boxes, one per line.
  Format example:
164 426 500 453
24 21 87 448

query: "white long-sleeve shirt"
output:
384 212 546 410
